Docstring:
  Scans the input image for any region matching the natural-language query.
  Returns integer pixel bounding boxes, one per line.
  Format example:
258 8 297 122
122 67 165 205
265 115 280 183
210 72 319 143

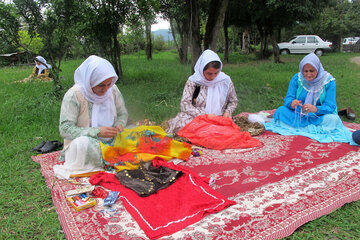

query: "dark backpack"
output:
192 85 201 106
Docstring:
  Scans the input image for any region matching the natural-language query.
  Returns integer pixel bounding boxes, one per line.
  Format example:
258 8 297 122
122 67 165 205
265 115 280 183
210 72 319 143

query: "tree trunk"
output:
223 12 229 63
276 28 281 42
242 28 250 54
331 35 341 52
258 25 265 59
263 31 268 52
188 0 202 72
145 23 152 60
181 30 189 64
339 36 343 52
204 0 229 51
270 30 280 63
253 32 257 51
111 30 122 79
169 15 188 64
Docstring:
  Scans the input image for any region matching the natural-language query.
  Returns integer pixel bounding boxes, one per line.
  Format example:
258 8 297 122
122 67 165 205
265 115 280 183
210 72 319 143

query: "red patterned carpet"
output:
32 121 360 240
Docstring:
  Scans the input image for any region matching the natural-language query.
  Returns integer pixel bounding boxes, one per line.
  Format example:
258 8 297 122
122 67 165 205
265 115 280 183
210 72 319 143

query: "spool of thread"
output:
191 149 202 157
353 130 360 145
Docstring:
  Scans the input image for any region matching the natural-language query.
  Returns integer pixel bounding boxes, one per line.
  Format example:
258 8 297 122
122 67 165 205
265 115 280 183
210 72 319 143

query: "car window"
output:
294 37 306 43
288 36 297 42
307 37 318 43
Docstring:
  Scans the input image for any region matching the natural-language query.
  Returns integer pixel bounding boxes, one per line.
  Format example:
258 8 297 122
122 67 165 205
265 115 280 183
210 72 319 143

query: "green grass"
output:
0 51 359 239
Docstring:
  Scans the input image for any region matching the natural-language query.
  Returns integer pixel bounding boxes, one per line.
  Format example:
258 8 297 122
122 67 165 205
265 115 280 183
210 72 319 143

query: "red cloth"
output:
90 159 236 240
178 115 261 150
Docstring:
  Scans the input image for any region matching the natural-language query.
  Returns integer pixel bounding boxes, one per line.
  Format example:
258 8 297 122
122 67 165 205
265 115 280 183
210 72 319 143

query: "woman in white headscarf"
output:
53 55 129 179
165 49 238 134
265 53 357 145
25 56 52 81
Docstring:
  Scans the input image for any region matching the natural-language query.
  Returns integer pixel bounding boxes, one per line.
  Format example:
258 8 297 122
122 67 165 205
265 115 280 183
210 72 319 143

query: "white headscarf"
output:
189 49 231 115
299 53 333 105
74 55 118 128
35 56 51 75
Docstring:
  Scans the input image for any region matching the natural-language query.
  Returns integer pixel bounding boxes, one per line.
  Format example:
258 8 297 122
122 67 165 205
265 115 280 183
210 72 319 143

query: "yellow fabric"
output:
100 125 192 171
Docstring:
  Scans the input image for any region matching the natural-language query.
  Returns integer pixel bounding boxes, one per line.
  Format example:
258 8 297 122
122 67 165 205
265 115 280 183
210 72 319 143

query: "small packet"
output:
103 191 120 207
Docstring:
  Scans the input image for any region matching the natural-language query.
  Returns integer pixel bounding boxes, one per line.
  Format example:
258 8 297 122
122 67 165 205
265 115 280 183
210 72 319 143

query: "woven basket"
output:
233 116 265 136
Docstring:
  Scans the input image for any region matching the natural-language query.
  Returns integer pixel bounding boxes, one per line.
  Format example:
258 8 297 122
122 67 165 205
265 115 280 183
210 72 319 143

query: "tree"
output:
0 2 31 52
161 0 223 67
160 0 190 64
222 0 255 57
203 0 229 51
153 34 166 51
188 0 202 69
75 0 137 79
17 30 44 53
121 22 145 56
246 0 329 62
13 0 76 96
223 11 229 62
136 0 160 60
310 0 360 52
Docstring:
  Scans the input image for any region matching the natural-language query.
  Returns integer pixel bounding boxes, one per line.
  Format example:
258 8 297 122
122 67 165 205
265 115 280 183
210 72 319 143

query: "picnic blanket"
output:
32 115 360 239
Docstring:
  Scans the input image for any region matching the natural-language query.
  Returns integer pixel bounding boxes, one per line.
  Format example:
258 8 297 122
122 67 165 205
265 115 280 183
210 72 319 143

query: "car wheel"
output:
280 49 290 55
315 49 323 56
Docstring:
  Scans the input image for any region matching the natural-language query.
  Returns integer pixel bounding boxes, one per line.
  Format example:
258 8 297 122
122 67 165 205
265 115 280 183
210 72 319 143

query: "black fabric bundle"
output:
115 161 183 197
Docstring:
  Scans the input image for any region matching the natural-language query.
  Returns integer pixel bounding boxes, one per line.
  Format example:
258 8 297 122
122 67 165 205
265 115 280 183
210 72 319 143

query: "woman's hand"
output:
207 114 217 118
223 112 231 118
115 124 124 132
291 99 302 109
302 104 317 113
98 126 120 138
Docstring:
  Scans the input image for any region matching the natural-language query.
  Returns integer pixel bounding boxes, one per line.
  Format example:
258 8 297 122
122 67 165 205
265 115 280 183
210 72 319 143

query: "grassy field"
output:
0 50 359 239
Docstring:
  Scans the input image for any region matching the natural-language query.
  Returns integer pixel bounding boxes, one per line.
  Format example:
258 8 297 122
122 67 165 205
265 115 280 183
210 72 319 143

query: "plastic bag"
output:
178 115 261 150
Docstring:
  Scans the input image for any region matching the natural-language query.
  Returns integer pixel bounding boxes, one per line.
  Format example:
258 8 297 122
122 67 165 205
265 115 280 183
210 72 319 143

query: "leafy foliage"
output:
282 0 360 51
16 30 44 53
0 2 23 51
12 0 77 96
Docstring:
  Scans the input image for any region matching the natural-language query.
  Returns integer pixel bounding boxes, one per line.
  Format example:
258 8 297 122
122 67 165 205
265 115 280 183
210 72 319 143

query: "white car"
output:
278 35 332 56
343 37 360 45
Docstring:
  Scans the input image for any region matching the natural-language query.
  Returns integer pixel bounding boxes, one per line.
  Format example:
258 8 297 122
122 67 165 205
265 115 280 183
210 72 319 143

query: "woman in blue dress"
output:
265 53 357 145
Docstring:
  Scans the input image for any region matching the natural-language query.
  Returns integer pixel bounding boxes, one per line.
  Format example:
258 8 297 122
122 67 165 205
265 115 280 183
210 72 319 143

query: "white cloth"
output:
188 49 231 115
35 56 51 75
53 136 104 179
74 55 118 128
299 53 332 105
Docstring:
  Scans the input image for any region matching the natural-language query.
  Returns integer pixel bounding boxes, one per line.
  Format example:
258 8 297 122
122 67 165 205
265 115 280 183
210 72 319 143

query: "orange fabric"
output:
70 171 104 178
178 115 261 150
101 126 192 171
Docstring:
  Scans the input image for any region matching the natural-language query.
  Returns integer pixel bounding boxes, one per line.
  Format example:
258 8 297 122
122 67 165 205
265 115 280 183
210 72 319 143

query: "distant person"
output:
24 56 52 81
164 49 238 134
53 55 129 179
265 53 357 145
